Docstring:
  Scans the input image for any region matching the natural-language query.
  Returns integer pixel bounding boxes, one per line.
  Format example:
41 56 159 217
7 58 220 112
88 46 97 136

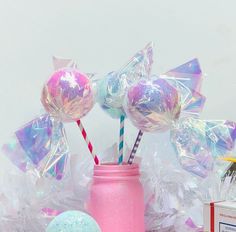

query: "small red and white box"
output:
204 201 236 232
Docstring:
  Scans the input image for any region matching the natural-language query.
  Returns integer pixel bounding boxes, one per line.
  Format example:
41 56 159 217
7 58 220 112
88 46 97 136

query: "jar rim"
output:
93 162 140 177
94 162 139 169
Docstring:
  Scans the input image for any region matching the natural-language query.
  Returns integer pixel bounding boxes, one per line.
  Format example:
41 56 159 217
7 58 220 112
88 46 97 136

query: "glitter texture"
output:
46 211 101 232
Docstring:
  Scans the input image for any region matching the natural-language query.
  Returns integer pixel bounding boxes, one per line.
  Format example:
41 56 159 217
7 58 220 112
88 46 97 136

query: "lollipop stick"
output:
118 115 125 164
128 130 143 164
76 119 99 165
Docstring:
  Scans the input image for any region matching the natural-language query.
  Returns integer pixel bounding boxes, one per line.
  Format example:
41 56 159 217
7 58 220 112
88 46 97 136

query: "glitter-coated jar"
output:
87 163 145 232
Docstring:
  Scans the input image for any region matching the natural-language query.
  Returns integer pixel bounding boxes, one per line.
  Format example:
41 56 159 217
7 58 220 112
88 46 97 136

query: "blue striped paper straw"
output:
118 115 125 164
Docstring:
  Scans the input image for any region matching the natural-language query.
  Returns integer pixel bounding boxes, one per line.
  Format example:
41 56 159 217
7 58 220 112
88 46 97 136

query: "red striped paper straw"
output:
77 119 99 165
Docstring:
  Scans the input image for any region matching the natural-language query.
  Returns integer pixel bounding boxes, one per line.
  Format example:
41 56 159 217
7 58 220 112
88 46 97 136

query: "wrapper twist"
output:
2 114 69 180
171 117 236 177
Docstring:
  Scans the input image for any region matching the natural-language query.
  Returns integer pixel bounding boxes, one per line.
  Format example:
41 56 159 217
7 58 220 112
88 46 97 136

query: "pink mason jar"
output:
87 163 145 232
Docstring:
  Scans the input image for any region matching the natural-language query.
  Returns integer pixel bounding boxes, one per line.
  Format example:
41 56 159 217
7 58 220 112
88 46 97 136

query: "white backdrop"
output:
0 0 236 156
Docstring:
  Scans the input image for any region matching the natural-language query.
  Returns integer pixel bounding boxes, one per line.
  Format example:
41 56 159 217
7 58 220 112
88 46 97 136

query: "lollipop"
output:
124 77 181 132
97 43 153 119
41 68 93 122
41 67 99 164
148 59 236 178
124 77 181 163
124 58 208 164
96 43 153 164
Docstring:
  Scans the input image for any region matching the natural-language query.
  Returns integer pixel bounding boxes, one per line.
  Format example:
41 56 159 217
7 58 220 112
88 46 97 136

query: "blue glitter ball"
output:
46 211 101 232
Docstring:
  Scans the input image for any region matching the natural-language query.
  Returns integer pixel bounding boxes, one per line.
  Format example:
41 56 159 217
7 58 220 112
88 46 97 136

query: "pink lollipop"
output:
41 68 94 122
41 67 99 164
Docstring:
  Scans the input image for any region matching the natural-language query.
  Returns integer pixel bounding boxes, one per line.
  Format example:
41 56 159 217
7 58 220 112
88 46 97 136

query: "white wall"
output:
0 0 236 156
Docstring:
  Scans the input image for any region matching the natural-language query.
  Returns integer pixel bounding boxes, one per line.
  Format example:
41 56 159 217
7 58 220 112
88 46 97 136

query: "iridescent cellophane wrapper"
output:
161 59 236 178
205 120 236 155
124 77 181 132
0 153 76 232
41 68 94 122
160 58 205 116
2 114 69 180
123 59 205 134
52 56 77 70
162 58 203 92
0 115 75 231
96 42 153 118
171 118 236 178
52 56 95 79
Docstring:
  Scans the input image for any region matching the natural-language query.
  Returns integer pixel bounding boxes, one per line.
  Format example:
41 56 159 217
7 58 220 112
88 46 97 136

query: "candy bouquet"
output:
1 43 236 232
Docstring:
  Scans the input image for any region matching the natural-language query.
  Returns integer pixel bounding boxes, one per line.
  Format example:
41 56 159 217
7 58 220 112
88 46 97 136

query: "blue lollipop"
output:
96 43 153 119
96 43 153 164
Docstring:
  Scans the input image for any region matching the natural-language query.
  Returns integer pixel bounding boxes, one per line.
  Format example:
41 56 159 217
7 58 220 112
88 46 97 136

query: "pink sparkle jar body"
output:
87 163 145 232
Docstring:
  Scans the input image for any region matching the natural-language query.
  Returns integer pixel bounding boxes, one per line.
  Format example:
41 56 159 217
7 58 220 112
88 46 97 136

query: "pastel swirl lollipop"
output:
124 77 181 133
124 77 181 164
124 59 206 165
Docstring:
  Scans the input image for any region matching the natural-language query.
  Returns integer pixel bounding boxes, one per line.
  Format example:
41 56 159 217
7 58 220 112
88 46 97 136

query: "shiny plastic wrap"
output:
171 117 236 178
161 58 203 95
124 57 234 178
124 58 205 132
124 58 207 167
96 43 153 118
0 156 79 232
41 68 94 122
160 58 206 116
158 58 235 178
2 114 69 180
